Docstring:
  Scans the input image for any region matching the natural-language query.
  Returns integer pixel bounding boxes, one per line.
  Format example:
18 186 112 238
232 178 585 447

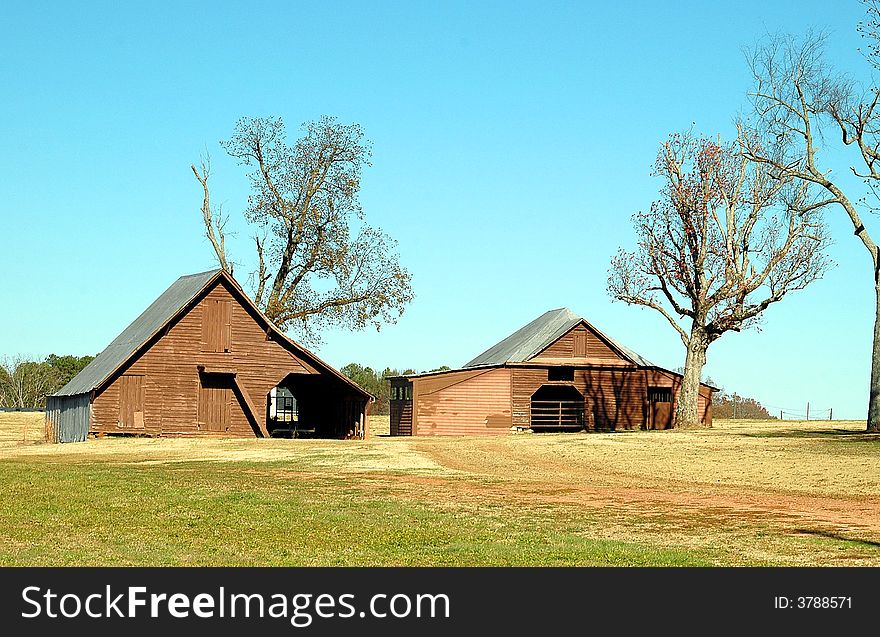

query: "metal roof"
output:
464 308 581 367
463 307 656 368
53 270 221 396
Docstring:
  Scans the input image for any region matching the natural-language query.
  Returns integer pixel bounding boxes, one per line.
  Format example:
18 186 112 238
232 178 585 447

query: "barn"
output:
389 308 715 436
45 269 372 443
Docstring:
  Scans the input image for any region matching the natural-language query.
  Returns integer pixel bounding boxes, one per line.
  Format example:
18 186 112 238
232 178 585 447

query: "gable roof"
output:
53 269 372 400
464 308 580 367
54 269 222 396
463 308 656 368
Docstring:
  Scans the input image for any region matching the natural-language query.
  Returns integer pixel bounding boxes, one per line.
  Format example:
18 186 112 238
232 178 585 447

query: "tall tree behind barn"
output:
192 116 414 346
607 130 830 428
45 269 372 443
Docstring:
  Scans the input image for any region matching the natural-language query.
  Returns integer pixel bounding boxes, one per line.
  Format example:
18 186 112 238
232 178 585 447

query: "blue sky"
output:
0 1 874 418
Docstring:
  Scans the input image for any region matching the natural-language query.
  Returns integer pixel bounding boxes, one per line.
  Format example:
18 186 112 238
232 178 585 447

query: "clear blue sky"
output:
0 1 874 419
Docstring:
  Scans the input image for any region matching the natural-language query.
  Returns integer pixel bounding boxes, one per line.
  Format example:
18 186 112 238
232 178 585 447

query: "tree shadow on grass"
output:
793 528 880 549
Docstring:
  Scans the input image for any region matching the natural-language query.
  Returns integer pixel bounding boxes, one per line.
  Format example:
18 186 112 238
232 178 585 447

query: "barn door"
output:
648 387 673 430
573 331 586 357
119 374 145 429
198 374 233 432
202 299 232 353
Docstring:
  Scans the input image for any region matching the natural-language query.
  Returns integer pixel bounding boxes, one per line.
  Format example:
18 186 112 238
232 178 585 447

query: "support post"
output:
232 376 270 438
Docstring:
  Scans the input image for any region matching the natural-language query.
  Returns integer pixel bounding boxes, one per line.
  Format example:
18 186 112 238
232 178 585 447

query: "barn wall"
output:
45 394 91 443
531 324 623 362
412 367 511 436
645 369 713 426
511 366 648 431
91 279 315 437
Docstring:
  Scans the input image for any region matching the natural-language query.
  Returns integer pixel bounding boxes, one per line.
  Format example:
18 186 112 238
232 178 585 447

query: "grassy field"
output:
1 411 879 565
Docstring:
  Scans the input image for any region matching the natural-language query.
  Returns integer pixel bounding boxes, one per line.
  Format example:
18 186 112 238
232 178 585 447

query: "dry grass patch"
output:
0 412 45 447
2 414 879 565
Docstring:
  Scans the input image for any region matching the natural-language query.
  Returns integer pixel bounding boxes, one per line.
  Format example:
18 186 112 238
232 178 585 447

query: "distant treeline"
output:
340 363 451 414
0 354 95 409
712 392 775 420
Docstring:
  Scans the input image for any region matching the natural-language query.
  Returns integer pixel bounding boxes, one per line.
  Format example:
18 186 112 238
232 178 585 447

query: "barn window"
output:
548 367 574 382
648 387 673 403
391 385 412 400
202 299 232 353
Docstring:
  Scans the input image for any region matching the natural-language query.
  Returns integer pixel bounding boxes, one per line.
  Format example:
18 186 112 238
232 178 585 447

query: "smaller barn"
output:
389 308 715 436
46 269 372 442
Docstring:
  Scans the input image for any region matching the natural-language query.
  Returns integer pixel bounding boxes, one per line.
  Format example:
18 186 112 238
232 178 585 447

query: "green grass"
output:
0 459 708 566
2 415 879 566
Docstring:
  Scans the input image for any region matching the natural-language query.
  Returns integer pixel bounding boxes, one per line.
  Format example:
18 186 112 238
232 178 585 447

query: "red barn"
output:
46 269 371 442
389 308 714 436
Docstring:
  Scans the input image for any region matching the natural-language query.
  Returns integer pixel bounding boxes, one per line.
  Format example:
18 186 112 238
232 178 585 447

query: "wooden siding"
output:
412 367 512 436
407 365 715 436
645 369 713 426
531 324 624 362
512 367 648 431
91 279 320 437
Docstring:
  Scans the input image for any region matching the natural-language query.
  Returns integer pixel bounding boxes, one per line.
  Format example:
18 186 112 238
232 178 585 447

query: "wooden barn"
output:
45 269 372 443
389 308 715 436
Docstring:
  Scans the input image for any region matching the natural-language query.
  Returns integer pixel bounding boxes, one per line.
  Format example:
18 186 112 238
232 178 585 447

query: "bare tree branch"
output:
608 130 831 428
191 156 233 274
196 116 413 346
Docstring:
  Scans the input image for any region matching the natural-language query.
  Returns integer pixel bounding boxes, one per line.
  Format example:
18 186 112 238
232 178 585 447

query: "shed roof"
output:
54 269 221 396
463 308 656 368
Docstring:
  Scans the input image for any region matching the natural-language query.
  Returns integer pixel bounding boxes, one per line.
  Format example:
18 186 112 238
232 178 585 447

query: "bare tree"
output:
741 28 880 431
0 356 60 409
191 156 233 275
608 131 830 428
193 116 413 345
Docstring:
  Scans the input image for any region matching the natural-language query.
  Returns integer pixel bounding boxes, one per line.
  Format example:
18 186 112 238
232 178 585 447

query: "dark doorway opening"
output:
267 373 367 439
530 384 585 431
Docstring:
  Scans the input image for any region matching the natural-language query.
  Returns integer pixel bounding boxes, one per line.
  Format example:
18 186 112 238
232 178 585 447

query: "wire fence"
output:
760 404 833 421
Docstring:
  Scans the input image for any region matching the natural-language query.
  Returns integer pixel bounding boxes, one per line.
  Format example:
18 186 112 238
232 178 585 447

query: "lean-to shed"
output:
389 308 715 436
46 269 372 442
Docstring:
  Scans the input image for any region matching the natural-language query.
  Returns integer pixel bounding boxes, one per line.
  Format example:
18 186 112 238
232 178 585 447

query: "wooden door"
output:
647 387 674 430
650 402 673 430
198 375 232 432
202 299 232 353
119 374 145 429
573 331 586 357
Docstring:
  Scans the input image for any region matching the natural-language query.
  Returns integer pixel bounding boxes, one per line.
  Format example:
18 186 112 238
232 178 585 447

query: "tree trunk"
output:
673 328 709 429
869 284 880 432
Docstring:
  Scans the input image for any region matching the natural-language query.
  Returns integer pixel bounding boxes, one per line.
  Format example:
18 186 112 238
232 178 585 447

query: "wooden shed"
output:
389 308 715 436
46 269 372 443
